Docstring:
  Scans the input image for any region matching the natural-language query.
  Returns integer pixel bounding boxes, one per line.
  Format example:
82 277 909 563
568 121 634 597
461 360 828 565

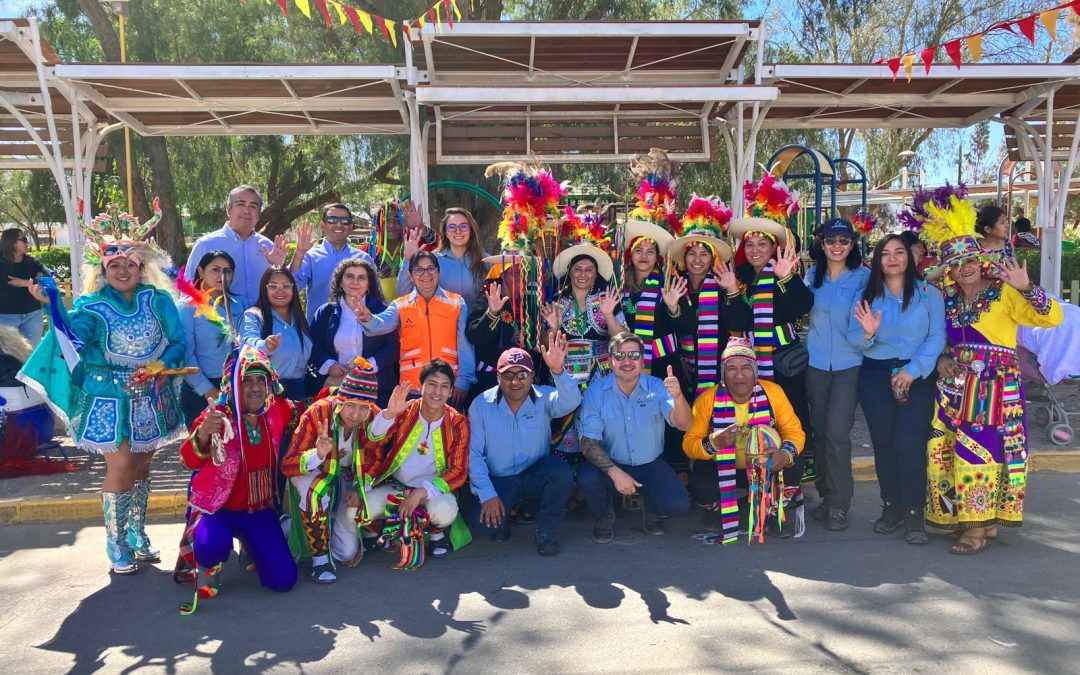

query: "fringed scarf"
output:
629 276 660 368
681 275 722 395
710 384 771 544
376 491 430 570
751 265 777 379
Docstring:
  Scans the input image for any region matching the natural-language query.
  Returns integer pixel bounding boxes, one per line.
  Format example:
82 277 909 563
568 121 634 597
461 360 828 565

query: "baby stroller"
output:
1018 346 1076 447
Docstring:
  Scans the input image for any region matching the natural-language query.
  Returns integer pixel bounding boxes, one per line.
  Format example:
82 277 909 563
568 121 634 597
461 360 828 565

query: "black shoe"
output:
873 502 904 534
811 502 829 521
904 510 928 545
310 563 336 584
429 534 450 557
767 510 794 538
490 528 511 543
592 507 616 544
826 508 849 531
702 508 725 529
642 512 665 536
535 533 560 556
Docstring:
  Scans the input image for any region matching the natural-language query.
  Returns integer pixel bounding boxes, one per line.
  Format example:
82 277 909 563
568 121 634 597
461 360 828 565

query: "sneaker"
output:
904 510 928 545
826 508 849 531
535 533 560 556
592 507 616 544
811 502 829 521
642 512 665 536
873 502 904 534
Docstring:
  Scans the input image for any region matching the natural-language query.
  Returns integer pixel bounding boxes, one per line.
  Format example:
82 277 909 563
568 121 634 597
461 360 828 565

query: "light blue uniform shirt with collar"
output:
806 264 870 371
580 373 676 467
360 287 476 390
238 307 313 380
184 224 275 307
467 369 582 503
294 239 375 322
848 280 946 380
180 292 250 396
396 249 488 311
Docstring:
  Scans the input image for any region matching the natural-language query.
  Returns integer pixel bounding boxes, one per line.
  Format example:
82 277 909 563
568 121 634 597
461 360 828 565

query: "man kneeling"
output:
578 331 692 543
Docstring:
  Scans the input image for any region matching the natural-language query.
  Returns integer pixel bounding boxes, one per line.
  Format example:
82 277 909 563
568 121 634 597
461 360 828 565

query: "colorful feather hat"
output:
623 148 680 259
897 182 968 234
668 194 734 267
77 197 169 269
483 161 568 267
919 196 991 270
553 204 614 281
728 173 799 246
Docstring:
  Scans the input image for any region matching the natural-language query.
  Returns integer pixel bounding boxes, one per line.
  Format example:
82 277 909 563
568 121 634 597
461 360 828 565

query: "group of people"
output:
8 150 1068 614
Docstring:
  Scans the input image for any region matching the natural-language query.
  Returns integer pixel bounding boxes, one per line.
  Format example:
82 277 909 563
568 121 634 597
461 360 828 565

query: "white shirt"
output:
333 298 366 367
369 411 443 498
303 422 357 472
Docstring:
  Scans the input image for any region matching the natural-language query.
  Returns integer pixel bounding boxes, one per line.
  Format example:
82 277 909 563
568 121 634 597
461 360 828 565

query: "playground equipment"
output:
766 144 869 244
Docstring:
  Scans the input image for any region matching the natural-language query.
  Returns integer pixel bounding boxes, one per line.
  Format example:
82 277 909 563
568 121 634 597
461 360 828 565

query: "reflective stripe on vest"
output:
396 290 462 389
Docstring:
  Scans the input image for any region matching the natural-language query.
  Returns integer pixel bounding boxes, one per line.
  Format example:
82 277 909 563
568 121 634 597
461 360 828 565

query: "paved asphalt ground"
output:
2 474 1079 674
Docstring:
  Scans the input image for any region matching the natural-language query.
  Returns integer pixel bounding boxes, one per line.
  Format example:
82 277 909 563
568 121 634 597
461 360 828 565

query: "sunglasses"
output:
323 215 352 225
266 282 294 292
823 236 852 246
611 350 643 362
445 222 470 233
499 370 531 382
16 237 28 243
411 266 438 277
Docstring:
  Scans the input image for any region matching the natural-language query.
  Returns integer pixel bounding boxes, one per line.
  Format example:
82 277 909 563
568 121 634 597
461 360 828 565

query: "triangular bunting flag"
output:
385 19 398 47
295 0 312 19
418 15 427 29
276 0 288 16
434 3 444 33
342 4 363 33
1017 14 1037 44
1040 9 1059 41
444 0 454 29
313 0 332 29
966 34 983 61
887 57 901 81
920 46 936 74
901 53 915 82
358 9 373 34
374 15 391 42
450 0 463 21
328 1 347 25
944 39 963 68
994 21 1016 34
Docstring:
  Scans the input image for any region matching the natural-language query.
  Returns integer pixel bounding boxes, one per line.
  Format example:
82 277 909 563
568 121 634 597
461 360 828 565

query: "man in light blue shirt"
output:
468 336 580 556
578 331 692 543
289 203 375 321
184 185 288 305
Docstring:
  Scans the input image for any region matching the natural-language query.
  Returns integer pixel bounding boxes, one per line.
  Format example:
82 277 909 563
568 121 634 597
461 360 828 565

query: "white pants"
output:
290 473 361 564
365 484 458 528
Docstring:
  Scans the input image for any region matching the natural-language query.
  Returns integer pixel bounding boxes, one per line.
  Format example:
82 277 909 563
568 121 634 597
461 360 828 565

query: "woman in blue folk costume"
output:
20 199 188 574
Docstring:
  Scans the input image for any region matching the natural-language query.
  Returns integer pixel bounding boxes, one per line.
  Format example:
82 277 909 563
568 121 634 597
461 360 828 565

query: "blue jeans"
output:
0 309 43 347
578 456 690 518
470 455 574 539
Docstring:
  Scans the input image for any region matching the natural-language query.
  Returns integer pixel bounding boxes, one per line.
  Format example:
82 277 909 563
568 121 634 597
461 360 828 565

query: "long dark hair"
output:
0 228 26 262
810 232 862 289
253 266 310 346
862 234 917 311
975 204 1005 237
192 250 236 288
439 207 487 289
559 253 609 298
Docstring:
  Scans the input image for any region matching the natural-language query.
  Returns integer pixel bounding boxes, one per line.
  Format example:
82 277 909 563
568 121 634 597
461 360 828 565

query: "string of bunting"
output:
248 0 468 48
876 0 1080 82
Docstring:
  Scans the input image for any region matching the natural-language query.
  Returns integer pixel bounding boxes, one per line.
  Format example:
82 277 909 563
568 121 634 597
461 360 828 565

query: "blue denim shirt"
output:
184 224 275 306
580 373 675 467
397 249 488 311
294 240 375 322
238 308 313 380
180 292 249 396
467 370 582 502
806 264 870 371
848 280 946 380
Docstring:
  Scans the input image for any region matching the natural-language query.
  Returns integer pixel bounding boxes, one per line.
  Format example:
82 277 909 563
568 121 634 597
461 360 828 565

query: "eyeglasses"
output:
411 266 438 277
611 350 643 362
824 236 852 246
323 215 352 225
266 282 294 292
499 370 531 382
16 237 28 243
445 222 470 233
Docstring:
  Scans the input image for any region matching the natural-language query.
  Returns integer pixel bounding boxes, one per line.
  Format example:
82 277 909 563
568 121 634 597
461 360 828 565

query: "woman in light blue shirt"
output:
179 250 249 424
850 234 945 545
239 266 313 400
397 207 489 310
804 218 869 531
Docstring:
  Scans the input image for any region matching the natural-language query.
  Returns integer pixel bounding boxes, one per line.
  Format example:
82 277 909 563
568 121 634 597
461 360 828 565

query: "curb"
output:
2 452 1079 525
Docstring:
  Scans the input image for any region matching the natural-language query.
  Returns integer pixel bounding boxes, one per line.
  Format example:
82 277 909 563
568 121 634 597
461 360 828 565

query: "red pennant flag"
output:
874 57 885 64
342 5 363 34
444 0 454 29
944 39 963 68
994 21 1016 34
428 8 437 25
313 0 332 29
887 57 901 81
276 0 288 16
920 46 936 75
374 15 392 42
1017 14 1037 44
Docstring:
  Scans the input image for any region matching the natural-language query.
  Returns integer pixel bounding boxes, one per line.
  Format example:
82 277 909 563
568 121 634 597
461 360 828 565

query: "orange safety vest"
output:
396 290 462 390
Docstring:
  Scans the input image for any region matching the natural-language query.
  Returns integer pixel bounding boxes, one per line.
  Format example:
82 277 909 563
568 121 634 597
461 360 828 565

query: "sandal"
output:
428 534 450 557
950 533 991 555
310 563 337 584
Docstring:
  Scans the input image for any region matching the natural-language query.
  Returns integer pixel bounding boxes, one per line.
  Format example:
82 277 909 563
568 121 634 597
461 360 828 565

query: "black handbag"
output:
774 341 809 377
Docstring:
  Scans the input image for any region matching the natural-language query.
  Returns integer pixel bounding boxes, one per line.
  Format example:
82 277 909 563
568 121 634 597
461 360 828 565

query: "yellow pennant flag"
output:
901 53 915 82
294 0 312 19
328 0 347 24
451 0 463 21
435 2 444 34
418 15 427 29
965 34 983 61
386 19 398 47
358 9 373 34
1040 9 1059 41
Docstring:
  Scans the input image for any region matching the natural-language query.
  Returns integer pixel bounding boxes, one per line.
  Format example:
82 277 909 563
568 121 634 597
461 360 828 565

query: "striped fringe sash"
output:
683 275 722 395
751 266 777 380
631 277 661 369
710 384 771 543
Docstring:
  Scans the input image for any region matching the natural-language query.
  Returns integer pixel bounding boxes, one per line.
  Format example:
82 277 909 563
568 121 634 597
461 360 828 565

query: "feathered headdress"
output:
369 198 403 269
485 162 569 256
77 197 166 268
176 266 229 337
560 205 612 253
628 148 681 235
919 195 990 269
897 182 968 232
742 174 799 225
214 345 283 416
852 208 878 235
680 194 733 239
